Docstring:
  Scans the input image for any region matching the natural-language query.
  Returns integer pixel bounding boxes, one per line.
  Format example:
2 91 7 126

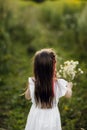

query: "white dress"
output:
25 77 68 130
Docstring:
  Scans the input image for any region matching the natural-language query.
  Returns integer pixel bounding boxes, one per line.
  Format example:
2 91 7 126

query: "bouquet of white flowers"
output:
57 60 83 82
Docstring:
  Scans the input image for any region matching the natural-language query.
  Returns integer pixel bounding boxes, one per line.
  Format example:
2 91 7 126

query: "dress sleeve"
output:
57 79 68 98
28 77 35 103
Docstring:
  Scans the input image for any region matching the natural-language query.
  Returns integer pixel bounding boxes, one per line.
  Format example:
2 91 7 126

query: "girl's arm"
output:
25 84 31 100
65 82 73 98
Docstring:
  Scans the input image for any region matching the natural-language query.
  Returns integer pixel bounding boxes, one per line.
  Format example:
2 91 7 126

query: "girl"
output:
25 48 73 130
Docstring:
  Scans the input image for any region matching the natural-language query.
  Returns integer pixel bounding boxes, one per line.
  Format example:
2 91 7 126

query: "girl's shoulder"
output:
28 77 35 84
55 78 68 85
28 77 35 91
57 78 67 83
55 78 68 98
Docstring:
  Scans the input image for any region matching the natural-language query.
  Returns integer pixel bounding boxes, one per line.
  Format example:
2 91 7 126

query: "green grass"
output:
0 42 32 129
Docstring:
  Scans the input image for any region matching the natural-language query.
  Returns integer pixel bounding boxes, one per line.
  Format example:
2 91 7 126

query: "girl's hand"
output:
68 82 73 89
25 83 31 100
65 82 73 98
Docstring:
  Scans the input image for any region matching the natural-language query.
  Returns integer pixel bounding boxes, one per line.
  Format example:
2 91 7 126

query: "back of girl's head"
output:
33 48 57 108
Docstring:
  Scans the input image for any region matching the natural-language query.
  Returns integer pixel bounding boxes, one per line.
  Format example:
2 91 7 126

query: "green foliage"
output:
0 0 87 130
32 0 45 3
77 4 87 59
21 0 44 2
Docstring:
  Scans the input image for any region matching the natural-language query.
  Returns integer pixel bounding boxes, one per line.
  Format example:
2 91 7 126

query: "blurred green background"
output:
0 0 87 130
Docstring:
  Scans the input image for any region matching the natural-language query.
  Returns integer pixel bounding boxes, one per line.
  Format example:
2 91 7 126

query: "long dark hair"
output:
33 48 57 108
